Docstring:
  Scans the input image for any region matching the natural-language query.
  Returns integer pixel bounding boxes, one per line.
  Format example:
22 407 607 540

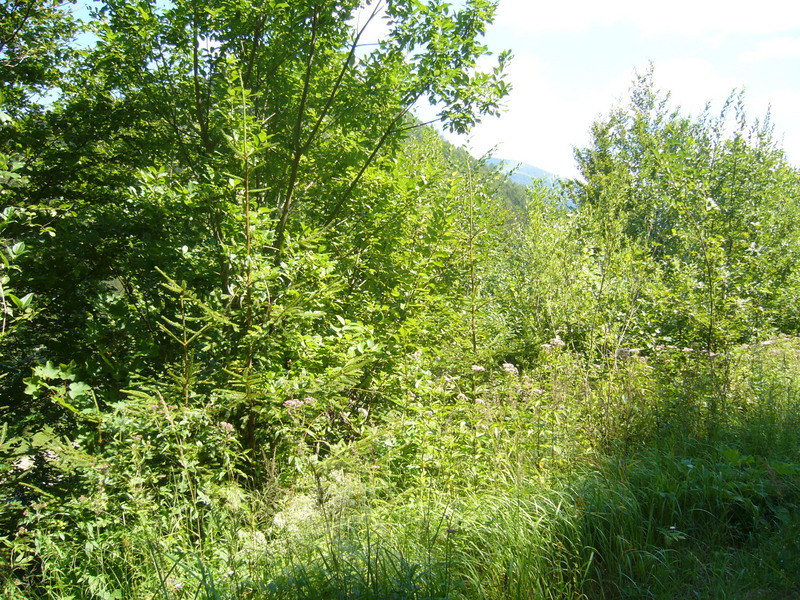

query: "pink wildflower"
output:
502 362 518 375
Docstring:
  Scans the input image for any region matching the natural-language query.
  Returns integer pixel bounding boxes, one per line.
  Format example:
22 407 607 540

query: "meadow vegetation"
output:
2 1 800 598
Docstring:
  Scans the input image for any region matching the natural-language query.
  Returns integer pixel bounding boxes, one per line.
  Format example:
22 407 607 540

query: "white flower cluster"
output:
541 336 566 350
502 362 518 375
283 397 317 410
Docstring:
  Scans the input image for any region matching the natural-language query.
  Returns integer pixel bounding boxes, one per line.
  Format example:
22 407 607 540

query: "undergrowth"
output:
3 338 800 599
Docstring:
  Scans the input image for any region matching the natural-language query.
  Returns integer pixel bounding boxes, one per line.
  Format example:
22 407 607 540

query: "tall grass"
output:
5 338 800 599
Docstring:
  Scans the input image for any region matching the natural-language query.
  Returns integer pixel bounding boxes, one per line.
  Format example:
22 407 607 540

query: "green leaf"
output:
68 381 92 400
34 361 71 380
9 292 34 310
9 241 26 258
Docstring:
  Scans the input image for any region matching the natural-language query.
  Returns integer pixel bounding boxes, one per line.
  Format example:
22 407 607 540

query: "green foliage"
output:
0 0 78 116
3 3 800 598
0 208 33 336
572 68 800 353
1 0 510 474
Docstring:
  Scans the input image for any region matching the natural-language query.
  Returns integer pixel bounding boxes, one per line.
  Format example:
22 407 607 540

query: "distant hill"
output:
486 158 559 187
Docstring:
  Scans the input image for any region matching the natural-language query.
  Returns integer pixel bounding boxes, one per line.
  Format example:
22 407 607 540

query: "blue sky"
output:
433 0 800 178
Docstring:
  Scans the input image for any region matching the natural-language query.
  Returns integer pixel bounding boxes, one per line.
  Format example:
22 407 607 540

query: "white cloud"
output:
745 88 800 165
435 54 581 176
494 0 629 33
741 37 800 62
648 57 741 114
350 2 390 48
495 0 800 37
428 55 635 178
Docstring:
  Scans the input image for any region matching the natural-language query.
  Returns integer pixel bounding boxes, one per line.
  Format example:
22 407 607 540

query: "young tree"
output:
3 0 510 470
572 70 800 352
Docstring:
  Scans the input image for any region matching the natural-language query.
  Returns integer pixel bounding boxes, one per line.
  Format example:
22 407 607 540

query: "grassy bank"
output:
4 338 800 599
